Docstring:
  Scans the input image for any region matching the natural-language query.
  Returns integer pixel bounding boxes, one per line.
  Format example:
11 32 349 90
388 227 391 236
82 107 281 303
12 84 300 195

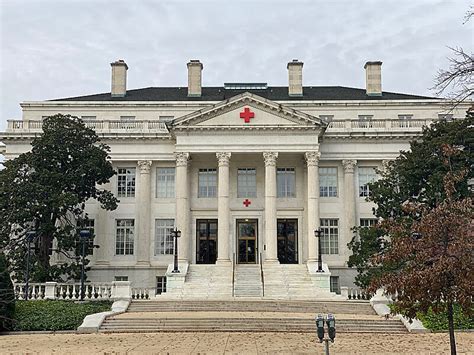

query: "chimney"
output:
287 59 304 97
110 60 128 97
364 61 382 96
187 60 203 97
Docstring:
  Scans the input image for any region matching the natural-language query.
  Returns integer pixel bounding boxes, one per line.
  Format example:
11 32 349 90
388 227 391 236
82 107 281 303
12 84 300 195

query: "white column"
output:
342 159 357 251
136 160 152 265
95 181 111 265
263 152 279 263
216 152 231 264
175 152 190 262
305 151 320 264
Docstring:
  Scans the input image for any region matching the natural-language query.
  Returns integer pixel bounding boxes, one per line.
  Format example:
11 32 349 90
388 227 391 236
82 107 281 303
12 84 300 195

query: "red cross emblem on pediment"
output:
240 107 255 123
243 199 251 207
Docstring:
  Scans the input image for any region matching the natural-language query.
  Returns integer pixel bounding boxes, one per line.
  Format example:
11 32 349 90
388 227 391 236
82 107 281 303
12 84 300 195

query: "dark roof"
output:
51 86 434 102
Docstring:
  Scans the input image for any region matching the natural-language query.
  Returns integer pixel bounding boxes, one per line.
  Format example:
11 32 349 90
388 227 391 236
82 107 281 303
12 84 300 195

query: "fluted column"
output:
342 159 357 253
175 153 190 262
305 151 320 263
263 152 279 263
216 152 231 264
136 160 152 265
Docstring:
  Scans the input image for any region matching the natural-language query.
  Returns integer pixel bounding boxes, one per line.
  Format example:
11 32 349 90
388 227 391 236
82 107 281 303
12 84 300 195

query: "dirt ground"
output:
0 331 473 354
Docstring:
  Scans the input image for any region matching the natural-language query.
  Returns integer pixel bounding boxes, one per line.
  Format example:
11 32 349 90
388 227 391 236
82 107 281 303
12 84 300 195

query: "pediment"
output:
170 92 325 130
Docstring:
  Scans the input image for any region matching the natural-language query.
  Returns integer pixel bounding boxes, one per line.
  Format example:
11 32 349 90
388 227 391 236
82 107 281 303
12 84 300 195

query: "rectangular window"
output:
320 219 339 254
277 168 296 198
156 167 175 198
358 115 374 128
359 167 378 197
120 115 136 120
319 167 338 197
114 276 128 281
198 168 217 198
438 113 453 121
398 114 413 120
117 168 136 197
237 168 257 198
156 276 167 295
330 276 341 294
360 218 377 228
155 219 175 255
115 219 134 255
81 116 97 120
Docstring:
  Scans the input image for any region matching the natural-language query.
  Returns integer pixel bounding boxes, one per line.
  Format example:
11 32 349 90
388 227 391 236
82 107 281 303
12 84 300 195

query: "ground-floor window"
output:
116 219 135 255
155 219 175 255
330 276 340 294
320 219 339 254
156 276 167 295
360 218 377 228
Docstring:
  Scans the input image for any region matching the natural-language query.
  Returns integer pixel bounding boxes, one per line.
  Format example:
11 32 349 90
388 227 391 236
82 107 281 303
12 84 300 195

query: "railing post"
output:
111 281 132 300
385 120 392 129
344 119 351 130
340 286 349 299
44 282 57 300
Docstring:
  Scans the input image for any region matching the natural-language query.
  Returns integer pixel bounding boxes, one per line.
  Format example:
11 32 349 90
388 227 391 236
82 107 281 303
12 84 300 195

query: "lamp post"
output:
79 229 91 301
24 231 37 301
314 228 324 272
171 228 181 273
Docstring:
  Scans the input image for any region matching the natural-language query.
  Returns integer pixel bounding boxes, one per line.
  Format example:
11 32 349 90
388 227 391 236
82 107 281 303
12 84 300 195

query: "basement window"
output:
156 276 167 295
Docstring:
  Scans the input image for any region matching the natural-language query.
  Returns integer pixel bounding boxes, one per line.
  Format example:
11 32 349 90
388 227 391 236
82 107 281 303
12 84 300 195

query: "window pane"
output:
359 167 378 197
156 167 175 198
116 219 134 255
198 169 217 198
320 219 339 254
320 167 337 197
237 168 256 198
117 168 136 198
277 168 295 198
155 219 175 255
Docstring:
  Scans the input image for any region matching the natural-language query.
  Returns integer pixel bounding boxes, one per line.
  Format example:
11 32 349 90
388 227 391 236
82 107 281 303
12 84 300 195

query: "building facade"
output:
1 59 469 298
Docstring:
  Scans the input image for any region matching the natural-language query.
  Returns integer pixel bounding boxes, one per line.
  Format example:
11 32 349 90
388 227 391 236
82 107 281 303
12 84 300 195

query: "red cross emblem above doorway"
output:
240 107 255 123
243 199 251 207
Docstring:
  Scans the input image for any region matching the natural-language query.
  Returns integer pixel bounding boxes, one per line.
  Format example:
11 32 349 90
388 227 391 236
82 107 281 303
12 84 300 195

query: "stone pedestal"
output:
137 160 152 265
305 151 320 264
263 152 279 263
216 152 231 263
111 281 132 300
175 153 190 262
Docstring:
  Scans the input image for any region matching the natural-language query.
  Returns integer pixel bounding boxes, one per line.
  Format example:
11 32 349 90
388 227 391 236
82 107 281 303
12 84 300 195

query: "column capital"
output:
216 152 231 166
137 160 152 174
342 159 357 173
175 152 190 167
263 152 278 167
304 151 321 166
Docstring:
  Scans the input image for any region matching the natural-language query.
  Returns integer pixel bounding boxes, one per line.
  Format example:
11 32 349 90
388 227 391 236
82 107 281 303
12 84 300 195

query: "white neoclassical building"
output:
1 59 469 299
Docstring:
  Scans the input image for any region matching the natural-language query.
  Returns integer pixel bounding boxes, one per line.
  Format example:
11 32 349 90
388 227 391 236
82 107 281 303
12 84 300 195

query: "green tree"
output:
0 114 118 282
348 113 473 288
0 252 15 331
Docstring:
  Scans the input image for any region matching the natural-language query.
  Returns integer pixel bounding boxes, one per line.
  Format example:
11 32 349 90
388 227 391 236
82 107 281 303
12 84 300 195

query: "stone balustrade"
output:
327 119 430 131
340 286 373 300
13 281 132 301
6 120 169 134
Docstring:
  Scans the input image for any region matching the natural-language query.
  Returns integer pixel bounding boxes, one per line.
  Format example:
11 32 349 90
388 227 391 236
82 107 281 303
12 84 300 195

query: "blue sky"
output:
0 0 472 131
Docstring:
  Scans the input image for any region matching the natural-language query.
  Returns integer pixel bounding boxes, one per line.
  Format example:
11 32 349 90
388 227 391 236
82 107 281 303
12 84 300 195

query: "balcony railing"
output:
327 119 430 132
6 120 169 134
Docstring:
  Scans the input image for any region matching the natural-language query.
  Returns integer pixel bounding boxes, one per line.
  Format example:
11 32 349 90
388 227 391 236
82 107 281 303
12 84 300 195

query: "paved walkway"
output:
1 332 473 354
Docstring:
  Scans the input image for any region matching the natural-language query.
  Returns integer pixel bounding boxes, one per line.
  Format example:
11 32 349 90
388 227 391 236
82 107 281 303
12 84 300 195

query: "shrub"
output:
0 253 15 331
13 300 112 331
417 304 474 331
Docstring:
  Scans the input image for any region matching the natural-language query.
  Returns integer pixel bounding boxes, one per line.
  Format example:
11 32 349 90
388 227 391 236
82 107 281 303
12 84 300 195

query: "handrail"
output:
259 252 264 297
232 252 235 298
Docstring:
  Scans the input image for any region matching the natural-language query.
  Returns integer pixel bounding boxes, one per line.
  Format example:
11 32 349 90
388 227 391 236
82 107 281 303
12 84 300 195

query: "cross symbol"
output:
239 107 255 123
243 199 251 207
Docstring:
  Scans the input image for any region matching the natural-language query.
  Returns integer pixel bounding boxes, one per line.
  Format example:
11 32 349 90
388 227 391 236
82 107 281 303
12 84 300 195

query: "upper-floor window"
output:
117 168 136 197
398 114 413 120
438 113 454 121
81 116 97 120
277 168 295 198
358 115 374 128
320 167 338 197
115 219 134 255
360 218 378 228
198 168 217 198
120 116 135 120
320 219 339 254
237 168 257 198
156 167 175 198
359 167 378 197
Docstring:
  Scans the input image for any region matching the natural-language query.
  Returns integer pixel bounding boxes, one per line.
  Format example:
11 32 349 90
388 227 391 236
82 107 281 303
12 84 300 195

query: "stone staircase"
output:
233 264 263 298
263 264 338 300
158 264 232 299
100 300 407 333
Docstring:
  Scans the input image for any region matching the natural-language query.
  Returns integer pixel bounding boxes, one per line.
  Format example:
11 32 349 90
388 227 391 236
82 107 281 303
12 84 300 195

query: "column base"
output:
216 259 232 265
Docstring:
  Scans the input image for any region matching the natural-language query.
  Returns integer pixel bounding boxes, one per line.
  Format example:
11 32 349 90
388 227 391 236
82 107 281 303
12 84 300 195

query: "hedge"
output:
417 304 474 331
13 300 112 331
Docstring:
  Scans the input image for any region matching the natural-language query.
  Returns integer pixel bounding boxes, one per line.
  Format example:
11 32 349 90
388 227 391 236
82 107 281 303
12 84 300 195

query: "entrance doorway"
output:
237 219 258 263
196 219 217 264
277 219 298 264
